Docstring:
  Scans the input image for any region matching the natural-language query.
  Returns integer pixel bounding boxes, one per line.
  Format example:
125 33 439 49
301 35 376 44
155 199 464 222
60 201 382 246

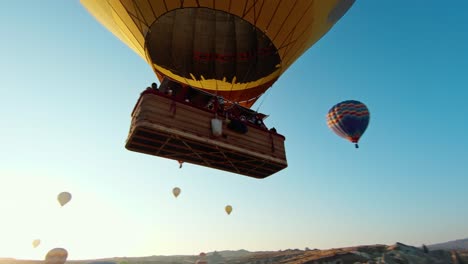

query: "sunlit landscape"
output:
1 1 467 263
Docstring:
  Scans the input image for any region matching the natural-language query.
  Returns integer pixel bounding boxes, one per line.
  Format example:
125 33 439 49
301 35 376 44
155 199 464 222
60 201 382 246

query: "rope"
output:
255 84 273 113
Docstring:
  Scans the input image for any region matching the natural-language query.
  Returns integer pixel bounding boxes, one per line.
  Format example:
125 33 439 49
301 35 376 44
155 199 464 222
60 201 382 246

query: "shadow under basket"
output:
125 93 288 179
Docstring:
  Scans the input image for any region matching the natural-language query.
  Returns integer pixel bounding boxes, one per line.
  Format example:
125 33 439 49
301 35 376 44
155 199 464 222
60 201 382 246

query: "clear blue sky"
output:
1 0 467 260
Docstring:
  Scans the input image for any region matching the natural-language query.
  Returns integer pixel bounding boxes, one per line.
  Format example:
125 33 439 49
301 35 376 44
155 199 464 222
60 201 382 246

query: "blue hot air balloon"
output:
327 100 370 148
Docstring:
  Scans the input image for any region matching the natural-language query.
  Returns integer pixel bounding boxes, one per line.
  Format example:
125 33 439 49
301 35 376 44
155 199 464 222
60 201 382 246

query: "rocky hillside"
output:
2 243 468 264
429 238 468 251
236 243 461 264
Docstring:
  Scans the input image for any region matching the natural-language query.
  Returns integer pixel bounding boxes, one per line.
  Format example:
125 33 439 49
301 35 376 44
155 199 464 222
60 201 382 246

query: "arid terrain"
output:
2 240 468 264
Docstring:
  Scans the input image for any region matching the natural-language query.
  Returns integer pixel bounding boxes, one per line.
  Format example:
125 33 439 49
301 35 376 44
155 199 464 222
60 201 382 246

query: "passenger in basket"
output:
159 82 169 94
151 82 158 91
206 97 215 110
255 115 267 129
141 86 154 95
217 96 225 112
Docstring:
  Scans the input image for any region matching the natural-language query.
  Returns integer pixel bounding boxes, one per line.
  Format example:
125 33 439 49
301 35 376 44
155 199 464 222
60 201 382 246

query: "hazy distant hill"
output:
207 249 251 258
429 238 468 250
88 261 117 264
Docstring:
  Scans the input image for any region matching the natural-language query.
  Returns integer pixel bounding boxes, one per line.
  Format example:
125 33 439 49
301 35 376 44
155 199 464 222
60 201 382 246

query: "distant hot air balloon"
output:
32 239 40 248
196 252 208 264
326 100 370 148
57 192 72 207
225 205 233 215
45 248 68 264
172 187 181 198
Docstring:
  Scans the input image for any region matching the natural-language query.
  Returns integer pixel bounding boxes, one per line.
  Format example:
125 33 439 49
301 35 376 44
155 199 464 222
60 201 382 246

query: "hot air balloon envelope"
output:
57 192 72 206
32 239 40 248
45 248 68 264
80 0 355 107
327 100 370 148
225 205 233 215
172 187 181 198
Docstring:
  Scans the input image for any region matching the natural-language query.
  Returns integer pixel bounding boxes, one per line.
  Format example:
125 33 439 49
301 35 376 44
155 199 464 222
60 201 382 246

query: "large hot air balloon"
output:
32 239 41 248
57 192 72 207
81 0 356 178
45 248 68 264
225 205 233 215
326 100 370 148
172 187 181 198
